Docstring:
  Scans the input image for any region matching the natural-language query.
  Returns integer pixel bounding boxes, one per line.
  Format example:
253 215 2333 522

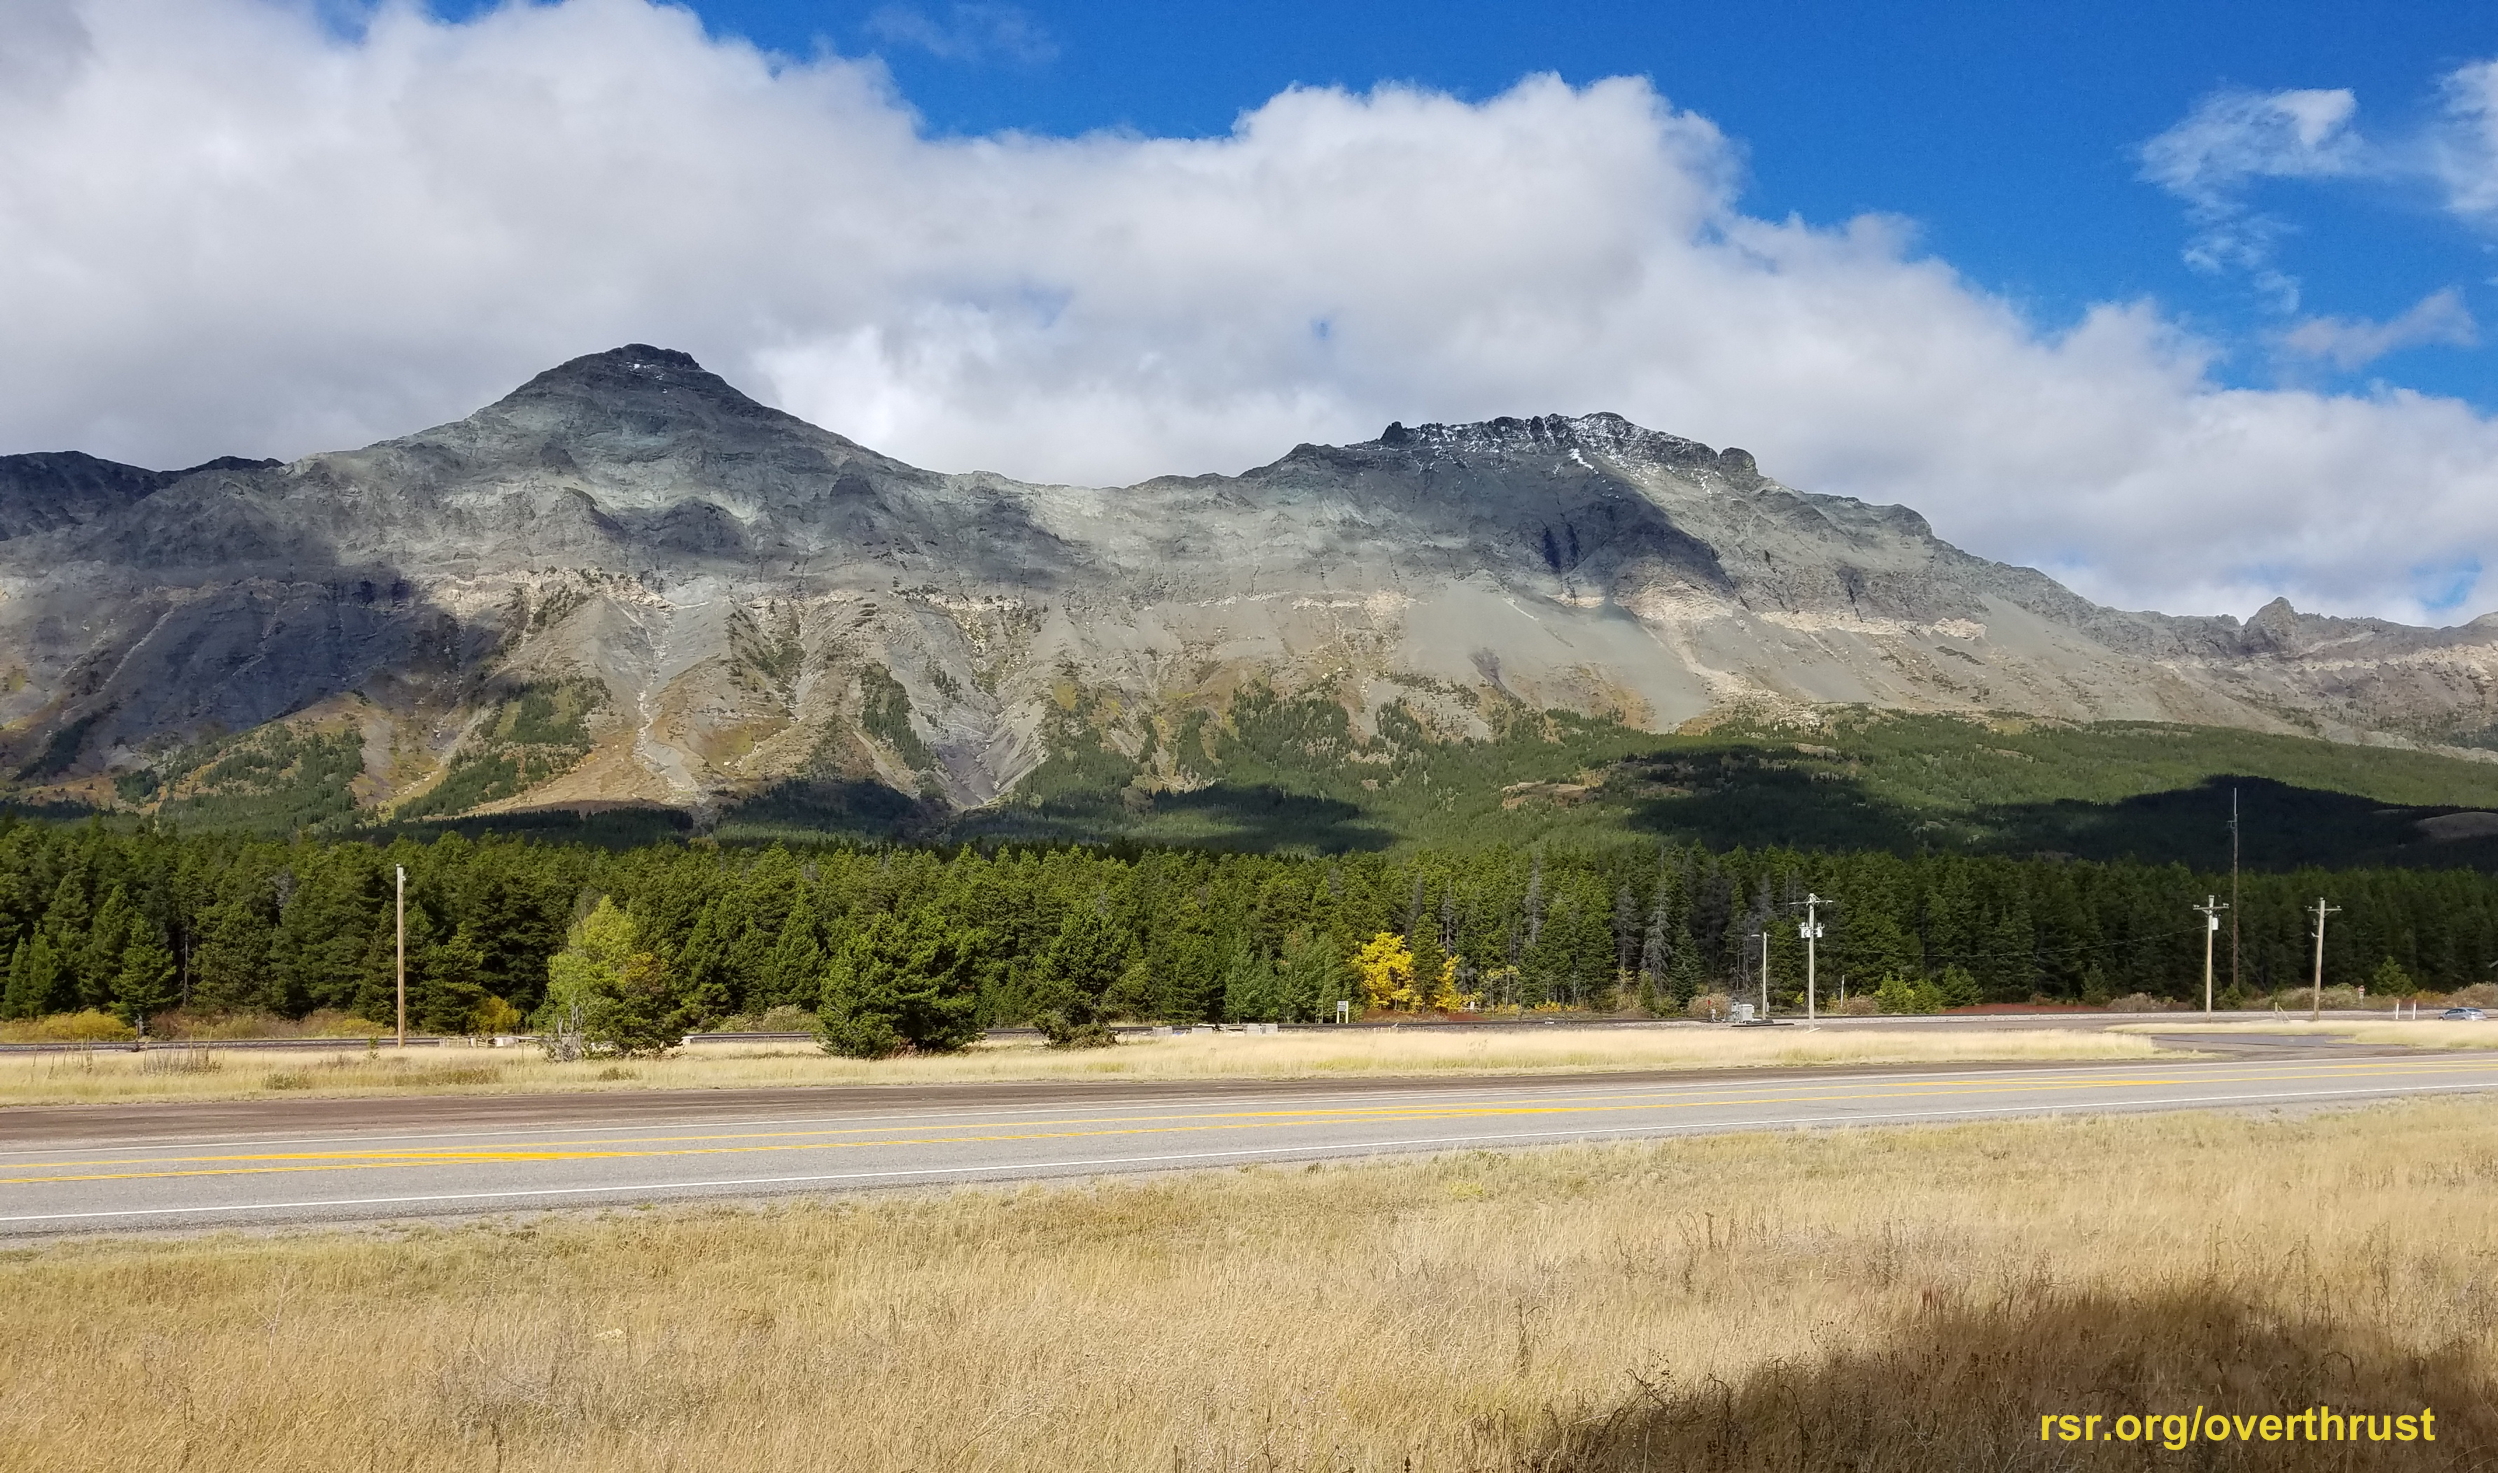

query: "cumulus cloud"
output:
7 0 2498 625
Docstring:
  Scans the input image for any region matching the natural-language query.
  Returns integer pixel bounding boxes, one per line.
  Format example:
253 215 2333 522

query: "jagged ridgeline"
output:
8 344 2498 862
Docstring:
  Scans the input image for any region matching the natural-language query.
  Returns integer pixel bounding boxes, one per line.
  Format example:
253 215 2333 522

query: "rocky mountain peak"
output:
2242 596 2305 656
1371 411 1757 483
474 344 814 448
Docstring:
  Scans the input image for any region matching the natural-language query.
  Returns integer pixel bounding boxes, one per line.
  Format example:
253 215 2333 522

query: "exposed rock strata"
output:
4 345 2493 816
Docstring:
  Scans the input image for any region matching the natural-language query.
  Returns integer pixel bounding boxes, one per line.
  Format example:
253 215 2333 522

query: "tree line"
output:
5 817 2496 1039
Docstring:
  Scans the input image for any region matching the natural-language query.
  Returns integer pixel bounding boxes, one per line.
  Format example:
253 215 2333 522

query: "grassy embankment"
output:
0 1025 2172 1106
3 1096 2492 1470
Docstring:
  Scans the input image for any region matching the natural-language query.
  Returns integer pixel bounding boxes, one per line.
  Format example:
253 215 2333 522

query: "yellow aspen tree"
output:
1426 953 1464 1011
1353 932 1416 1011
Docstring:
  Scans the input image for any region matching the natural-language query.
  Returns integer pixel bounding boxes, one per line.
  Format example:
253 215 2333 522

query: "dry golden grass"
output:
2117 1019 2498 1051
3 1096 2492 1471
0 1023 2170 1105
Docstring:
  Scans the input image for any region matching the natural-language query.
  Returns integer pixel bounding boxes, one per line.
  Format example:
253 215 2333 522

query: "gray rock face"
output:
4 345 2494 814
0 451 277 542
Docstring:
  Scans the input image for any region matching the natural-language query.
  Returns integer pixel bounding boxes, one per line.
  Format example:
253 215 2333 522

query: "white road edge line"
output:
4 1077 2492 1225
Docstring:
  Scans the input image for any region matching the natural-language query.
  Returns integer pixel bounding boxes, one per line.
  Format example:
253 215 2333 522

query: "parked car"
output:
2441 1007 2488 1021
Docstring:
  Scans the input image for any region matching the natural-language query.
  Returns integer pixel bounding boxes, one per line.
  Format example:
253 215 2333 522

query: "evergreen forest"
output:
5 815 2495 1041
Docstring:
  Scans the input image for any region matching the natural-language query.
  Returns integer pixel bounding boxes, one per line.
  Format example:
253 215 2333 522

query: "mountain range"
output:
5 344 2496 839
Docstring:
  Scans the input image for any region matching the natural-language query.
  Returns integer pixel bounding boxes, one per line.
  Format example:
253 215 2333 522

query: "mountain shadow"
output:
951 782 1395 854
1624 766 2498 870
1510 1284 2492 1471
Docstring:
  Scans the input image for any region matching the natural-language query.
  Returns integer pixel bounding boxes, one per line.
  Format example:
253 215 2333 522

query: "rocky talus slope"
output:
2 345 2493 821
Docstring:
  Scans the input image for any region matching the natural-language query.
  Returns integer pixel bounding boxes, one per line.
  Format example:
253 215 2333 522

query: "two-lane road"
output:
5 1052 2494 1235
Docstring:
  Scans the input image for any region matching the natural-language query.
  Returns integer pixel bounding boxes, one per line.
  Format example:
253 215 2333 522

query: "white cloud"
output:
7 0 2498 625
2434 60 2498 221
2138 87 2363 294
2275 288 2479 370
863 4 1055 68
2140 87 2362 208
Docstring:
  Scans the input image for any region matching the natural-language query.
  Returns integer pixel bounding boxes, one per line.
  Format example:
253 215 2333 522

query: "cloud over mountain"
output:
6 0 2498 623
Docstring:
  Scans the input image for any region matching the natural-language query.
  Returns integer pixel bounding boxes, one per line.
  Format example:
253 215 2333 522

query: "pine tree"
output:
79 885 135 1011
5 936 54 1019
1407 902 1449 1016
819 912 984 1057
1613 883 1640 983
1276 928 1347 1022
413 921 491 1034
111 915 179 1028
1640 884 1671 986
192 883 275 1015
673 902 738 1027
759 908 827 1012
1030 902 1127 1046
1219 943 1279 1023
39 873 91 1000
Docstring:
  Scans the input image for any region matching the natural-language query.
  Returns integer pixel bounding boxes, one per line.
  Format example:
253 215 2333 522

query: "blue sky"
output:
431 0 2498 407
14 0 2498 621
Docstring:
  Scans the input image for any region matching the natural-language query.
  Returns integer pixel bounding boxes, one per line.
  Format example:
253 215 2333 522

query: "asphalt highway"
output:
5 1050 2494 1236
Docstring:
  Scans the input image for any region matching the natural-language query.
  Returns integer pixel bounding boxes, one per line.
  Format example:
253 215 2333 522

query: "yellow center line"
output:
5 1056 2490 1188
10 1053 2484 1174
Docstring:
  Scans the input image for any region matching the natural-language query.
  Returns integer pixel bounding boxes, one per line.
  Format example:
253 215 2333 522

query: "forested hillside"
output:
6 818 2493 1037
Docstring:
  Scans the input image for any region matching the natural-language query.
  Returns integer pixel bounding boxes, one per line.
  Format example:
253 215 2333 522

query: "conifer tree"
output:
111 915 179 1028
760 907 827 1012
819 912 983 1057
1029 902 1126 1046
79 885 136 1011
4 935 66 1019
1219 942 1279 1023
1276 928 1348 1021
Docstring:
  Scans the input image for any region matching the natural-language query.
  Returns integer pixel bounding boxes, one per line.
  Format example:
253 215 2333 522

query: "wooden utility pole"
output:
2194 895 2228 1016
1799 894 1826 1025
2308 897 2340 1022
2229 789 2241 1001
395 864 407 1048
1748 929 1770 1020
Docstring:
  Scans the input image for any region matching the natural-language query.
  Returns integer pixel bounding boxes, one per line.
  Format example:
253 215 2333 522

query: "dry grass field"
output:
0 1024 2173 1105
2118 1019 2498 1051
3 1095 2492 1471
